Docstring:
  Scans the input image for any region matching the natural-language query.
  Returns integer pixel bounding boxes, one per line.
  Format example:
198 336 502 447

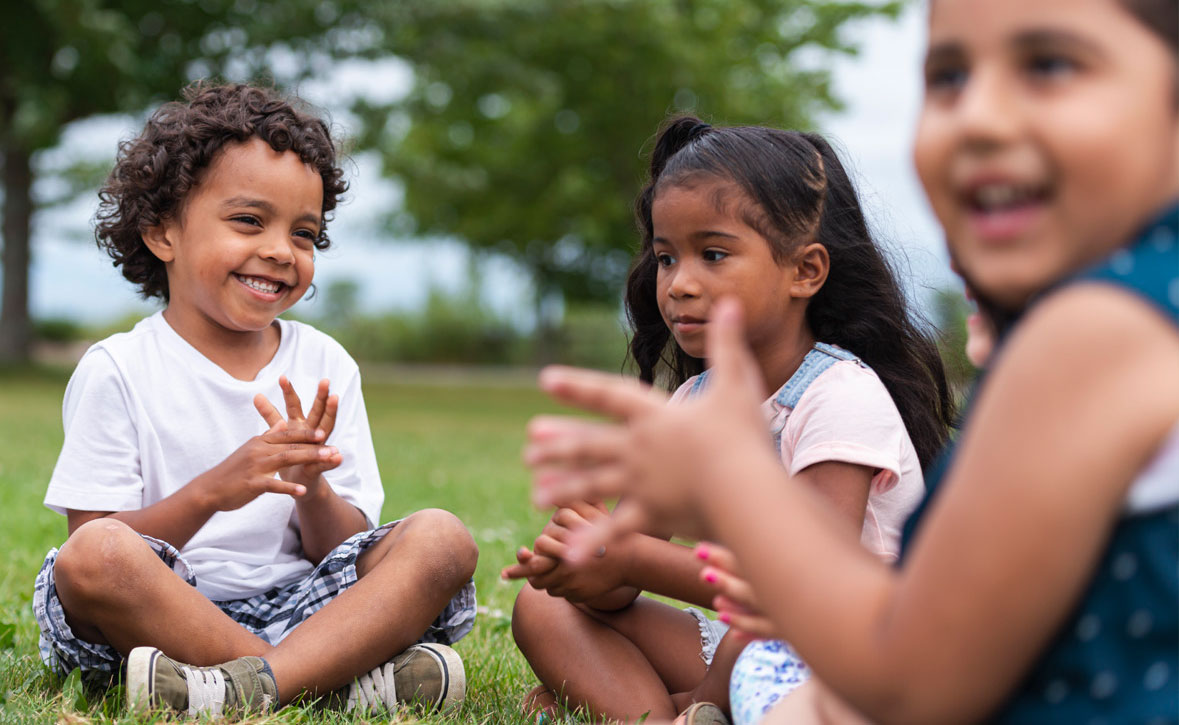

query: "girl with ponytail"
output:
507 116 952 724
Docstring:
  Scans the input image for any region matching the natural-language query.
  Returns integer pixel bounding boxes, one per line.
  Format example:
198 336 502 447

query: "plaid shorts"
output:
32 521 477 683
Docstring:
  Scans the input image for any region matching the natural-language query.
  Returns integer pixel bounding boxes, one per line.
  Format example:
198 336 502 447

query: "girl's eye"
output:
702 249 728 262
924 64 968 93
230 215 262 228
1025 53 1077 81
656 253 676 268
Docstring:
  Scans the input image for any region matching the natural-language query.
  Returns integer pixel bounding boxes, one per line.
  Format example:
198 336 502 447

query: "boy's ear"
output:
141 220 177 263
790 242 829 298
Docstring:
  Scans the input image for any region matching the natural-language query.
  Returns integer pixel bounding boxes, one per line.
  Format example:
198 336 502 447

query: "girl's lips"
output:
966 200 1045 244
672 318 707 334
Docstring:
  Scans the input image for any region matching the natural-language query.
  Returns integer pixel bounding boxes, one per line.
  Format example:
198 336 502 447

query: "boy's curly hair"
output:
95 82 348 301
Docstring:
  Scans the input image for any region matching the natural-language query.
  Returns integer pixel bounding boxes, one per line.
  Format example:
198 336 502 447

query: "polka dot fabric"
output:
903 205 1179 723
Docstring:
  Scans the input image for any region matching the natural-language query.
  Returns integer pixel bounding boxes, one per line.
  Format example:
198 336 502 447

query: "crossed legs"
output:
52 509 477 705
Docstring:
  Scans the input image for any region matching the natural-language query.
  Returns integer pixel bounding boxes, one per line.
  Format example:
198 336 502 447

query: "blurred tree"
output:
931 287 978 395
356 0 900 356
0 0 378 362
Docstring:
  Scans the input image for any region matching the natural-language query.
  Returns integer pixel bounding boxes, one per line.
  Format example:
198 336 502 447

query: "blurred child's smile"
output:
914 0 1179 310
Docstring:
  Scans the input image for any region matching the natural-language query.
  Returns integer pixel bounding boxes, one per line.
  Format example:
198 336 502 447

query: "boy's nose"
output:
258 233 296 264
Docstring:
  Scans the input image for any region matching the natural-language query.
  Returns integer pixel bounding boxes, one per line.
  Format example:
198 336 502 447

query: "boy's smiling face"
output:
145 137 323 347
914 0 1179 311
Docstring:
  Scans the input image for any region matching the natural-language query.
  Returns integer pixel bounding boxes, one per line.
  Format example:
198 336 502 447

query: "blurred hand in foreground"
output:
524 298 774 561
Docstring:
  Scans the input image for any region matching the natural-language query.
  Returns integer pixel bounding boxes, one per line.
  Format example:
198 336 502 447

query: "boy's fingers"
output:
537 366 666 422
254 394 284 428
318 395 339 439
262 477 307 498
271 445 336 469
305 379 330 428
262 426 324 444
278 375 305 421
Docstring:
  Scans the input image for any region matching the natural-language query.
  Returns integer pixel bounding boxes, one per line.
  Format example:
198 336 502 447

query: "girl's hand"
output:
195 421 335 511
254 376 342 489
502 502 630 602
697 542 781 640
526 298 772 560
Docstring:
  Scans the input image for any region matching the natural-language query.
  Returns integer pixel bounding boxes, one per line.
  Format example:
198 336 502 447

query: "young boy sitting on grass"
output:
31 82 478 719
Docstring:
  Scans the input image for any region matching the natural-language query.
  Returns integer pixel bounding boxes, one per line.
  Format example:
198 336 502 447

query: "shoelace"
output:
182 665 227 716
347 661 397 711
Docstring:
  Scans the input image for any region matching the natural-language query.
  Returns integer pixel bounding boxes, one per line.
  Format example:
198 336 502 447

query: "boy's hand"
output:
501 501 629 602
197 421 335 511
254 376 343 490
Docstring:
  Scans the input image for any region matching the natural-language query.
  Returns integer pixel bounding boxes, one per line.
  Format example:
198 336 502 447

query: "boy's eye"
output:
293 229 318 245
230 215 262 227
702 249 728 262
655 252 676 268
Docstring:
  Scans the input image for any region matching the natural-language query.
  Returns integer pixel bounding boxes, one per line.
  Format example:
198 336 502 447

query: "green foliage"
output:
1 0 382 361
932 287 979 393
315 278 629 369
357 0 901 305
33 317 84 343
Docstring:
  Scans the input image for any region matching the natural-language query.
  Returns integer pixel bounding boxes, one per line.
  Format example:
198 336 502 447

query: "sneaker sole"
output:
414 643 465 712
125 646 161 712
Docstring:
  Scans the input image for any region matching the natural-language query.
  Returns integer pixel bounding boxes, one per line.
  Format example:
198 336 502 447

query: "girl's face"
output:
651 181 811 382
914 0 1179 310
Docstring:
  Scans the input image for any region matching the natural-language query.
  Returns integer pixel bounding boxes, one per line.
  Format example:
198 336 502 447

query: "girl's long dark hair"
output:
625 116 954 468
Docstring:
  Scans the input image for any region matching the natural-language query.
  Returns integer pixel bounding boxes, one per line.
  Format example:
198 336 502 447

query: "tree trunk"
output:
1 138 33 363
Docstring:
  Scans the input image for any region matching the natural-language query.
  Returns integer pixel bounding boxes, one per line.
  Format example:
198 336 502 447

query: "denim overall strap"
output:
773 343 861 410
686 342 860 403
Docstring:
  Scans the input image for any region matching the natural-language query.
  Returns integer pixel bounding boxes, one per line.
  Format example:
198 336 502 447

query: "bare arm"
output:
704 286 1179 721
529 290 1179 722
66 422 331 547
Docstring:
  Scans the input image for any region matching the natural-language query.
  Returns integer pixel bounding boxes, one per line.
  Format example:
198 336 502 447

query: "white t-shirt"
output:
44 312 384 601
674 358 924 560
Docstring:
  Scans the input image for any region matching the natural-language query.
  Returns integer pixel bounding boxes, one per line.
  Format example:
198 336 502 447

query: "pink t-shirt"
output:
672 357 924 560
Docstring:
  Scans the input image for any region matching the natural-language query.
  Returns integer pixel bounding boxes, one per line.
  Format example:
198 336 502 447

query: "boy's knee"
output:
401 508 479 582
55 518 144 597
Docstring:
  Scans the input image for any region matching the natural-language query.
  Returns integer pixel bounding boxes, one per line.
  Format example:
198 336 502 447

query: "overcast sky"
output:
23 2 954 327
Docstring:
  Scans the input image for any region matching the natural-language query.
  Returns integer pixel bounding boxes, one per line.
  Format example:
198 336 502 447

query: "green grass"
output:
0 364 577 724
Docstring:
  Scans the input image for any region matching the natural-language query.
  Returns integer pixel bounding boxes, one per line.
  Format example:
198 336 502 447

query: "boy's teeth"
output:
238 275 282 293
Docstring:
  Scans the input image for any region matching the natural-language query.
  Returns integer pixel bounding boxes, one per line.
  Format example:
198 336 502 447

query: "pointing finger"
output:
538 366 667 422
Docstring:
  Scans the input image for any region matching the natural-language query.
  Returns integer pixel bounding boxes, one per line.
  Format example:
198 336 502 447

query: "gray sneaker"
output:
125 646 278 716
342 643 465 713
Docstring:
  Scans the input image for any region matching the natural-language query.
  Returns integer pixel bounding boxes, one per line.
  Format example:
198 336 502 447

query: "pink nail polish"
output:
704 571 718 584
719 612 731 624
696 546 710 561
